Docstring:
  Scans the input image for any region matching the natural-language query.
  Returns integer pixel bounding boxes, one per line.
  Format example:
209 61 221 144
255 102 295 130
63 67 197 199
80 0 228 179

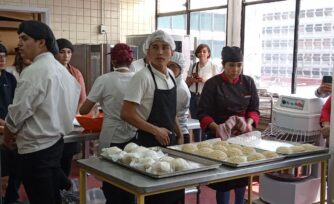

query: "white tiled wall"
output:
0 0 155 44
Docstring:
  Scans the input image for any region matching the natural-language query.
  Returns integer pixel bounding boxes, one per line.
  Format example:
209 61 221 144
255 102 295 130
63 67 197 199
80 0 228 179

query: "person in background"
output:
121 30 184 204
55 38 86 108
55 38 86 178
129 43 148 72
186 44 219 142
320 96 331 146
168 52 191 143
3 20 80 204
197 46 259 204
80 43 137 204
6 47 32 80
0 43 19 204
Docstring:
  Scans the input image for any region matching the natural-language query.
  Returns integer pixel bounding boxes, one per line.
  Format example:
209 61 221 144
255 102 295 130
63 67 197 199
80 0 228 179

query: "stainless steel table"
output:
77 153 330 204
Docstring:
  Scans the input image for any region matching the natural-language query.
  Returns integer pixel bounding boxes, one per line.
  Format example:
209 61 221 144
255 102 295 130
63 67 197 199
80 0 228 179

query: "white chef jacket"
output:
175 75 190 135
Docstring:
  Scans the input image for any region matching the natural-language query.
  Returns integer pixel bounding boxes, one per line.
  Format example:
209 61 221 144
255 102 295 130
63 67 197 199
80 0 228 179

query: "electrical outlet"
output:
99 24 107 34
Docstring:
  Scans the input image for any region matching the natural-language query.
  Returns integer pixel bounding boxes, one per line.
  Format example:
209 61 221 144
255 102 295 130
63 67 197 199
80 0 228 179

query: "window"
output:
315 9 323 17
313 39 322 49
289 11 295 19
273 26 280 34
314 24 322 32
324 8 333 16
282 12 289 20
274 12 281 20
172 15 186 29
306 9 314 17
190 12 199 30
324 23 331 32
267 13 273 21
157 0 186 13
322 38 331 49
158 16 171 28
300 10 305 18
305 24 313 32
280 40 288 48
305 39 312 49
200 13 212 31
214 13 225 31
322 54 330 62
190 0 227 9
281 26 288 34
266 27 273 34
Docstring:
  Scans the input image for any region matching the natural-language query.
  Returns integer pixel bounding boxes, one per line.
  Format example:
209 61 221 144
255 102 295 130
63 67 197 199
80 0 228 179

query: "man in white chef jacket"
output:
3 20 80 204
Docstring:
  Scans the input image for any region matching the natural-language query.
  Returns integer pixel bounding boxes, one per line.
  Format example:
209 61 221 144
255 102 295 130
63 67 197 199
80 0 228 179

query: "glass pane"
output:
190 8 227 69
190 0 227 9
157 15 187 35
296 0 334 94
157 0 186 13
243 0 296 95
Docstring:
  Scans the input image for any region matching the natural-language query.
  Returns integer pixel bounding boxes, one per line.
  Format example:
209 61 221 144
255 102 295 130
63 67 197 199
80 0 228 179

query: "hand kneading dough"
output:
300 144 318 151
197 141 212 149
241 146 256 156
182 143 198 153
124 142 138 152
276 146 292 154
226 156 247 164
226 147 243 157
247 152 265 161
194 147 213 157
207 150 227 161
262 151 279 158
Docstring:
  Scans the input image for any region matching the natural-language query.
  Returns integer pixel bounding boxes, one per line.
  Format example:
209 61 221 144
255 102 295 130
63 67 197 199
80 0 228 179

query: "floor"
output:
15 159 261 204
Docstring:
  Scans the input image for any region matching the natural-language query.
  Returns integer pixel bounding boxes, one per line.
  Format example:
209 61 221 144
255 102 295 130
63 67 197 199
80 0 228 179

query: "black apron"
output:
137 65 177 147
0 71 16 119
137 65 184 204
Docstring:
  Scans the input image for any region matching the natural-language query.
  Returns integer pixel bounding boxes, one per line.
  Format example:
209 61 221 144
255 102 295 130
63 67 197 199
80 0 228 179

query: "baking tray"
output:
168 143 285 168
100 147 221 179
227 138 329 158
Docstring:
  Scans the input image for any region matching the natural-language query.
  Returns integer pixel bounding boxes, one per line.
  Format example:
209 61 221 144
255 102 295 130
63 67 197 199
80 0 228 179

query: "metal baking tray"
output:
100 147 221 179
227 138 329 158
168 143 285 168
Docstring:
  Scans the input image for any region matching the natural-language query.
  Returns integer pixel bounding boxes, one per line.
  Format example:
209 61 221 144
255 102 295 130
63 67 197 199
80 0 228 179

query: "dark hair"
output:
0 44 7 54
195 44 211 59
56 38 74 52
110 43 133 67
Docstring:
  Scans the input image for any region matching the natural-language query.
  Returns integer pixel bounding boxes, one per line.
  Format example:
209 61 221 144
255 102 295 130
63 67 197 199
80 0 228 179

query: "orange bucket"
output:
76 113 103 132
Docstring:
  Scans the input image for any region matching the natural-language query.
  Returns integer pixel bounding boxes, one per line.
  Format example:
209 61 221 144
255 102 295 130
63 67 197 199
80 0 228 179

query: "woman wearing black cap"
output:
197 46 260 204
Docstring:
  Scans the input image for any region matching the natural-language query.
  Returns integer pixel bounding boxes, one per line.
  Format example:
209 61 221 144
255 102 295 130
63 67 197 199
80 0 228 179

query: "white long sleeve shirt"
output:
175 75 191 135
6 52 80 154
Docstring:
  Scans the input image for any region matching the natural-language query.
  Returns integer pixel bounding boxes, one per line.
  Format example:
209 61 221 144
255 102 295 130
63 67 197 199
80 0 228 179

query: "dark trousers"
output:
1 148 21 203
61 142 80 177
18 138 67 204
190 92 202 142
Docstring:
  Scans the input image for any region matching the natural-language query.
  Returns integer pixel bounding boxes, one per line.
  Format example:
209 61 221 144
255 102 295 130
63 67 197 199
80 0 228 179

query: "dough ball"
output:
214 141 229 146
262 151 279 159
170 158 190 171
124 142 138 152
132 146 149 155
142 149 162 160
290 145 305 153
276 146 292 154
241 146 256 156
207 150 227 161
121 153 140 165
130 157 155 171
109 151 126 162
229 144 243 150
146 161 173 174
197 141 212 149
182 143 198 153
226 156 247 164
159 156 175 163
247 152 265 161
194 147 213 157
226 147 243 157
301 144 318 151
212 144 228 152
102 146 122 155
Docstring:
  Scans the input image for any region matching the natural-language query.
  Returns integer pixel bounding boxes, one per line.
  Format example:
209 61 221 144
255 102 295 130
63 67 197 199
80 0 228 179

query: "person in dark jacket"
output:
197 46 260 204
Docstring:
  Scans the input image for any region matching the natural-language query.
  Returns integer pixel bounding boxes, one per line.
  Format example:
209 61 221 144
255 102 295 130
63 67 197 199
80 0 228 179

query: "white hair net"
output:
144 30 175 54
170 52 186 70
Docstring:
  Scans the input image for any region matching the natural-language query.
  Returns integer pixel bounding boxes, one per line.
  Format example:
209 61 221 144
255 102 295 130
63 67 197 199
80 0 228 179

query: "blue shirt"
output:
0 70 17 119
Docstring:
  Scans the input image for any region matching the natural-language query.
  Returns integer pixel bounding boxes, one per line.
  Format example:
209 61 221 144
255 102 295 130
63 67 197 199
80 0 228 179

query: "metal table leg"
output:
320 160 327 204
79 169 87 204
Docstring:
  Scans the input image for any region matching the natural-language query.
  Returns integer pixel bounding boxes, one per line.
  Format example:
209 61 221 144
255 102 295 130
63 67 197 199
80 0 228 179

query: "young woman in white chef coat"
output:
79 43 137 204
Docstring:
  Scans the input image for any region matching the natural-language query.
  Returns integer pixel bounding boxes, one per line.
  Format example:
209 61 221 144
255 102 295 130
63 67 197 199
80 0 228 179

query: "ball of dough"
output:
170 158 190 171
262 151 279 159
102 146 122 155
229 144 243 150
301 144 318 151
130 157 155 171
182 143 198 153
197 141 212 149
159 156 175 163
214 141 229 146
212 144 228 152
241 146 256 156
146 161 173 174
132 146 149 155
121 153 140 165
247 152 265 161
276 146 292 154
226 156 247 164
290 145 305 153
194 147 213 157
207 150 227 161
226 147 243 157
124 142 138 152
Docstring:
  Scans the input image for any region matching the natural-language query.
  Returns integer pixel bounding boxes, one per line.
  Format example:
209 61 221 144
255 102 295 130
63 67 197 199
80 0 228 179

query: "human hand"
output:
153 127 171 146
319 83 332 95
321 126 330 139
3 125 16 149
